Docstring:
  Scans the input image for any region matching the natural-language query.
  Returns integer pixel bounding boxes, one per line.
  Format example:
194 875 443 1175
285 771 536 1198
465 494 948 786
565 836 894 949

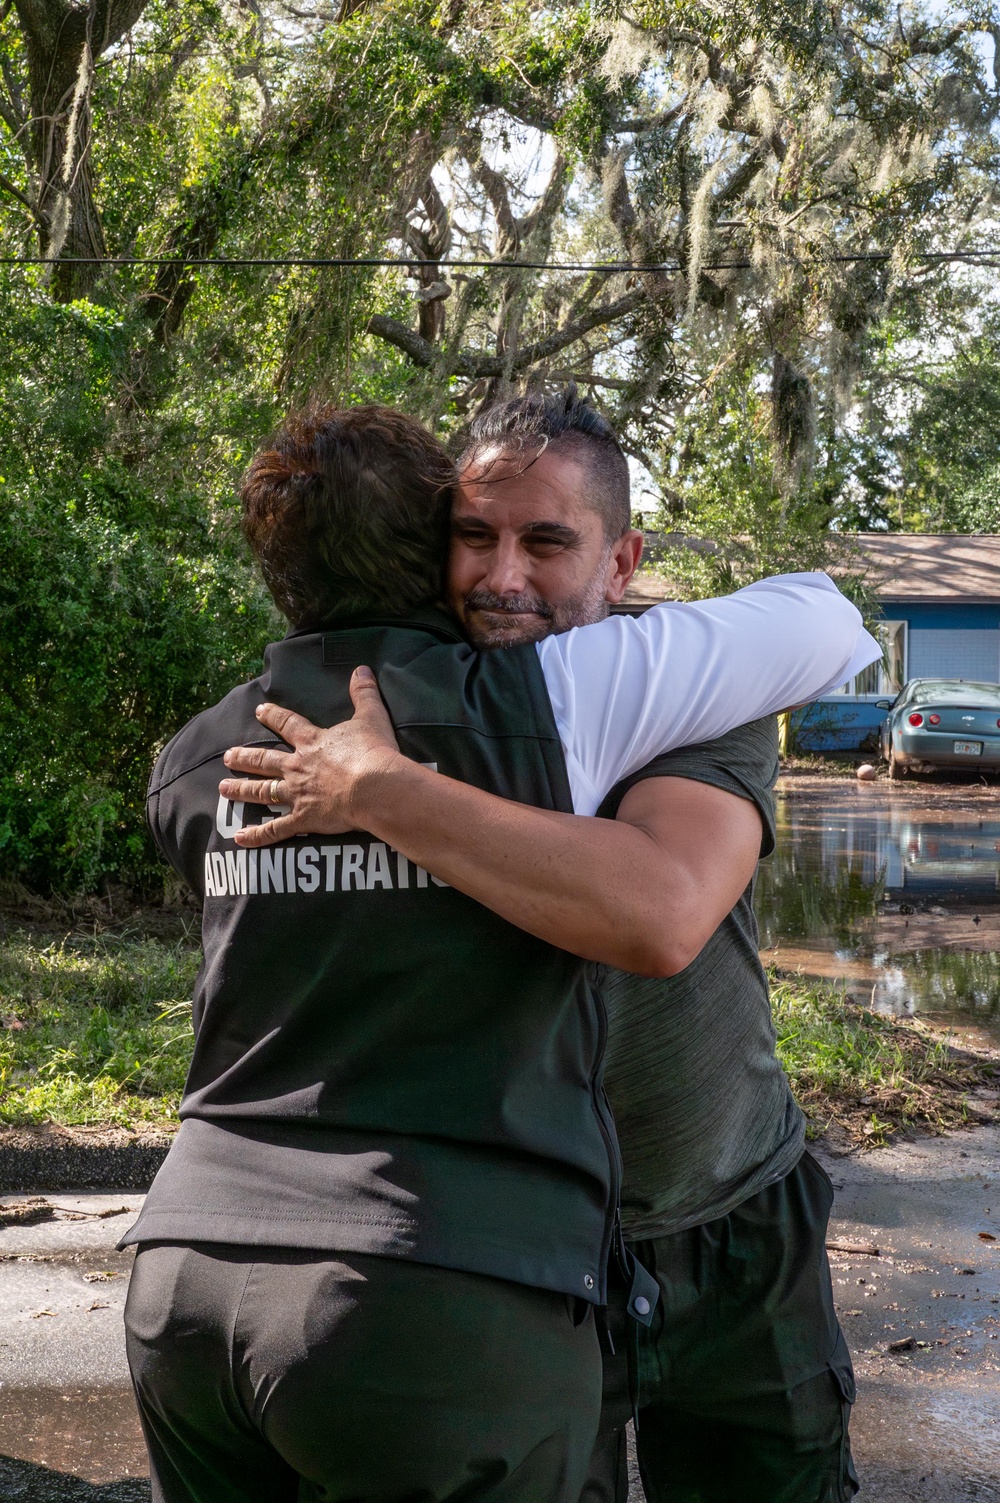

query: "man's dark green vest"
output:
125 609 619 1303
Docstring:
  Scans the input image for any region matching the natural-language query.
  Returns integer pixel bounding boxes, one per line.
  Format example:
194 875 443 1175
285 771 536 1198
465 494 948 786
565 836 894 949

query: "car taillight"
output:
908 712 923 726
928 713 940 725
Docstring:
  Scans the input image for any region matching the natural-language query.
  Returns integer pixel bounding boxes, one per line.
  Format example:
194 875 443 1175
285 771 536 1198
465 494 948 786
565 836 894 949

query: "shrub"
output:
0 291 276 893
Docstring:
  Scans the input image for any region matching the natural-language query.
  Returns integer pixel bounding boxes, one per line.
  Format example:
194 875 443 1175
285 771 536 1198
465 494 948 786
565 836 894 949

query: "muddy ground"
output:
1 1131 999 1501
818 1130 998 1503
623 1128 1000 1502
0 1194 144 1500
822 1129 1000 1503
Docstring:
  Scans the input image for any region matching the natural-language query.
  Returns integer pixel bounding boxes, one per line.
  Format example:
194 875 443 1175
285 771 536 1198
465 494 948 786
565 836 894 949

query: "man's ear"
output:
604 529 645 603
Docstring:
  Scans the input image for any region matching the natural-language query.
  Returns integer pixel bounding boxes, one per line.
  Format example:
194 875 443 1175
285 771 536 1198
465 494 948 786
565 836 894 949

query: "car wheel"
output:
888 750 905 780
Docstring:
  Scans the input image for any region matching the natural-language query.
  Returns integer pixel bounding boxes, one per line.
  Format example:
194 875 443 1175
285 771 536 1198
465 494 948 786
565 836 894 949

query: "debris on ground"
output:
0 1199 132 1229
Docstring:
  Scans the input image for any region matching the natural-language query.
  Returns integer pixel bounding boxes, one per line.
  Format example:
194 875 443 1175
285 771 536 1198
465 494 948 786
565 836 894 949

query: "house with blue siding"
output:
619 534 1000 752
795 534 1000 751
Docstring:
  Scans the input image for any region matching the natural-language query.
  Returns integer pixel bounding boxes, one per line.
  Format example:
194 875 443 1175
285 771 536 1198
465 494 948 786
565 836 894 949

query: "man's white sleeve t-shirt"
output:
535 571 881 815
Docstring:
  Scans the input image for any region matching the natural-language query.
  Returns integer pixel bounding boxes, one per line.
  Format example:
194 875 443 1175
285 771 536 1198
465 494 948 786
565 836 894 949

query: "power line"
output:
1 250 1000 271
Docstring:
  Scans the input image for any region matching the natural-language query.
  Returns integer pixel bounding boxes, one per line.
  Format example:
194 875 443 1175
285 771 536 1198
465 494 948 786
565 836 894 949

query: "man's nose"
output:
482 540 528 596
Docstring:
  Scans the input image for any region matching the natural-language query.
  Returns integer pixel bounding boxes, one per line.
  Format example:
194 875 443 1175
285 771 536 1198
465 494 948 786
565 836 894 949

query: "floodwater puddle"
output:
0 1385 147 1485
756 778 1000 1039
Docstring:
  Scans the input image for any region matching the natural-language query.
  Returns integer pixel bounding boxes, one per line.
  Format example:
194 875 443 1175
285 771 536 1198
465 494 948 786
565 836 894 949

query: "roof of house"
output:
618 532 1000 609
848 533 1000 603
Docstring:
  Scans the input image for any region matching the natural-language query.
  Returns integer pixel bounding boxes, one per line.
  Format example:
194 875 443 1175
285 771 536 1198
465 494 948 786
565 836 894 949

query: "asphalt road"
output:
2 1147 999 1502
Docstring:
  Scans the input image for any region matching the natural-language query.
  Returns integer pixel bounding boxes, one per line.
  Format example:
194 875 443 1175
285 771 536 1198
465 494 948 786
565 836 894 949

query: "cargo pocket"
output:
828 1330 860 1501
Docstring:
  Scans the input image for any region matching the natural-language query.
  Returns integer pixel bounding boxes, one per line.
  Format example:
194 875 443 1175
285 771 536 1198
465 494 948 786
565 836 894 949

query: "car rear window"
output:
908 680 1000 707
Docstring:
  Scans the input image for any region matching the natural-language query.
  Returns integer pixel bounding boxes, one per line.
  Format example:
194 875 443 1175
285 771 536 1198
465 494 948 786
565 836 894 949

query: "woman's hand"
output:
218 666 403 847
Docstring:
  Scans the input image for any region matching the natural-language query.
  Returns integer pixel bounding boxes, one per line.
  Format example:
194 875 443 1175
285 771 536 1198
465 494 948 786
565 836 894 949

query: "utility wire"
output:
2 250 1000 270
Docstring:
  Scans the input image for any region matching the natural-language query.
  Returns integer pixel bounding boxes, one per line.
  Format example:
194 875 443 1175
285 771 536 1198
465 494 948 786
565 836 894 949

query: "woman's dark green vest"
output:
126 609 619 1303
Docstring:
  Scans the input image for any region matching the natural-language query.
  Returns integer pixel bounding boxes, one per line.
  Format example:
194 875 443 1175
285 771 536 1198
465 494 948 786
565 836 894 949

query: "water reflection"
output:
869 949 999 1022
755 782 1000 1036
0 1386 147 1487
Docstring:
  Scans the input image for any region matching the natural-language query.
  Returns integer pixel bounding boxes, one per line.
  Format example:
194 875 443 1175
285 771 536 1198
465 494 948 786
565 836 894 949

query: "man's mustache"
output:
463 588 554 619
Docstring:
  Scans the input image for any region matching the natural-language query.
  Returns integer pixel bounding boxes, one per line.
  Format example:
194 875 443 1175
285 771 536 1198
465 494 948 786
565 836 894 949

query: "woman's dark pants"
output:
125 1243 602 1503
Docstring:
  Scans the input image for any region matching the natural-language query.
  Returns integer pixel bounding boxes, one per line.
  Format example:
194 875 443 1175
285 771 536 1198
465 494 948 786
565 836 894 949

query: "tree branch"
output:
520 149 568 241
418 172 450 259
366 312 468 370
141 140 259 340
366 289 646 378
471 154 519 257
0 167 38 220
603 150 673 298
14 0 147 55
0 55 27 131
511 290 643 369
403 173 452 342
612 103 686 133
547 370 638 390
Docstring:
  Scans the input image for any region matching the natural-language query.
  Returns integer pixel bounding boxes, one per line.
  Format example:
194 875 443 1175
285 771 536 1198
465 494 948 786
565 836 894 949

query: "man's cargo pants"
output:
581 1151 860 1503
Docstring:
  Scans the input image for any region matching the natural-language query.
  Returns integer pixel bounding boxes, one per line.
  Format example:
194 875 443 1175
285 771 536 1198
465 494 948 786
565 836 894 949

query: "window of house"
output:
828 620 906 696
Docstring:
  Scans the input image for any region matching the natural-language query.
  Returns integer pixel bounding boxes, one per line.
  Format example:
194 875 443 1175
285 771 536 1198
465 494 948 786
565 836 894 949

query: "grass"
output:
772 972 1000 1145
0 929 197 1127
0 925 997 1147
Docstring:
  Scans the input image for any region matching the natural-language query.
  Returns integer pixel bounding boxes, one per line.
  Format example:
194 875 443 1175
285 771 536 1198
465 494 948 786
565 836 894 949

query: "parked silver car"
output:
877 678 1000 778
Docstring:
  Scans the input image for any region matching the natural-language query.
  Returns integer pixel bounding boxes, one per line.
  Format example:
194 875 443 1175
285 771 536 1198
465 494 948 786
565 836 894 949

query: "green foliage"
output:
845 312 1000 532
643 370 853 596
0 930 197 1124
0 288 276 892
950 465 1000 533
3 921 993 1139
1 0 999 890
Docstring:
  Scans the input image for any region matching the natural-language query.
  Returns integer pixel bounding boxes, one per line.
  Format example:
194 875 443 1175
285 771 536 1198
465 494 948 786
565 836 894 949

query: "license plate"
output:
954 740 983 755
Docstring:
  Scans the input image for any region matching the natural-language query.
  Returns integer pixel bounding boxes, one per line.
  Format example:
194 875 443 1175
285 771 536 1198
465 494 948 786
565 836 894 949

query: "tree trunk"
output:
14 0 149 301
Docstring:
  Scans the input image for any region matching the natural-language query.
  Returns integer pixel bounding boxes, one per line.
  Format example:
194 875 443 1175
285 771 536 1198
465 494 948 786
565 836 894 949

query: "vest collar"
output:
284 604 466 647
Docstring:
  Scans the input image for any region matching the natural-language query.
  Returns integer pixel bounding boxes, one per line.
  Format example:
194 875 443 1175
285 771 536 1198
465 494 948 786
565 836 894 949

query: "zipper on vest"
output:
588 972 658 1326
589 969 621 1306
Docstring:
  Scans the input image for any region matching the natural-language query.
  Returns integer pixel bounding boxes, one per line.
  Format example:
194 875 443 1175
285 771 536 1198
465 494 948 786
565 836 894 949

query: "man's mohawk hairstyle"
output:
461 384 632 541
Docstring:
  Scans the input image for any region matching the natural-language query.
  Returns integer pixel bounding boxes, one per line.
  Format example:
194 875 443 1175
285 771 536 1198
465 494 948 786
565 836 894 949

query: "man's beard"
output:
461 574 611 650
